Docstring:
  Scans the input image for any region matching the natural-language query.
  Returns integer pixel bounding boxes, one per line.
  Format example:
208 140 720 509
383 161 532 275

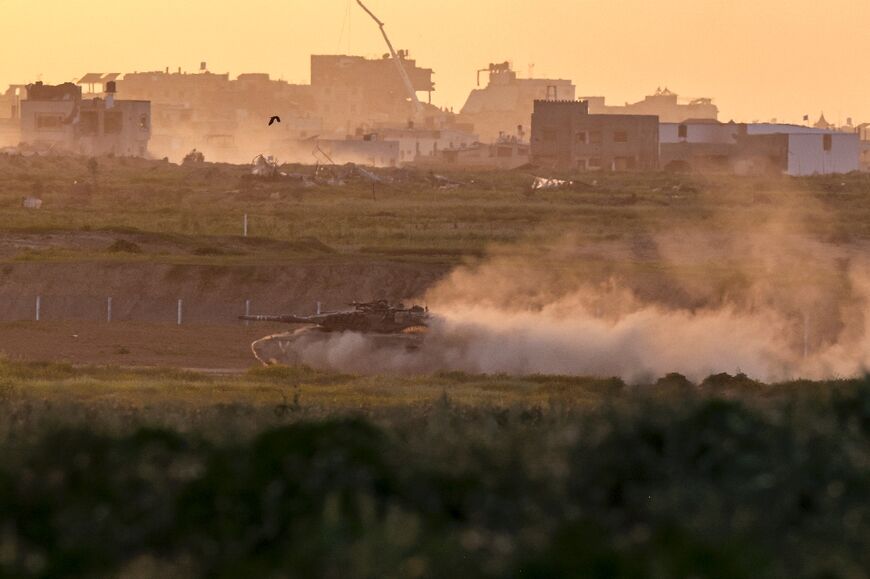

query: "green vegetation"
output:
2 155 870 264
0 360 868 577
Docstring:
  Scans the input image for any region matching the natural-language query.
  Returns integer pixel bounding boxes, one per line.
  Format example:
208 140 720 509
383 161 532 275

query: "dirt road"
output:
0 321 289 369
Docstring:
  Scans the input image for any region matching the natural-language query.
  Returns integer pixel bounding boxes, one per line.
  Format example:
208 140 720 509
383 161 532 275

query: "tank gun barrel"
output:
239 314 316 324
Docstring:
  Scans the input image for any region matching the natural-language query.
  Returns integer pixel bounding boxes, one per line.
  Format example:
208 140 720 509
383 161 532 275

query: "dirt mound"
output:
0 260 449 324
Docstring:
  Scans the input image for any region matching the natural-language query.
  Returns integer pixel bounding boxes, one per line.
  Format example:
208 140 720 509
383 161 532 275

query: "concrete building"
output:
530 100 659 171
19 81 151 156
659 119 741 171
660 119 860 175
858 124 870 171
310 53 439 134
374 126 478 164
582 87 718 123
107 55 447 162
460 62 575 143
735 128 859 176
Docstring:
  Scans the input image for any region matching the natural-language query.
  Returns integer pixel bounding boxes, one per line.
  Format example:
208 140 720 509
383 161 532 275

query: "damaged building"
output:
582 87 718 123
310 53 440 134
530 100 659 171
19 81 151 156
116 66 313 162
107 54 458 163
459 62 575 143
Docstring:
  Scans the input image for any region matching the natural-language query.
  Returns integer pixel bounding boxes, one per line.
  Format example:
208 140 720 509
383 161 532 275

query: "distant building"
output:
582 88 718 123
313 138 400 167
374 126 478 164
530 100 659 171
0 85 24 147
418 140 530 170
109 55 447 162
117 67 312 162
659 119 741 171
735 125 859 176
661 119 860 175
460 62 575 143
858 124 870 171
19 81 151 156
310 53 437 134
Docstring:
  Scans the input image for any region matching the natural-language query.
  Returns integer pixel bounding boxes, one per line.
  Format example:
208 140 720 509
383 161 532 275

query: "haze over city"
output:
2 0 868 124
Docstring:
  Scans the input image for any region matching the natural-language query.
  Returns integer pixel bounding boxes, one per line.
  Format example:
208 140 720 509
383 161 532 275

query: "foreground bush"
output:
0 382 868 578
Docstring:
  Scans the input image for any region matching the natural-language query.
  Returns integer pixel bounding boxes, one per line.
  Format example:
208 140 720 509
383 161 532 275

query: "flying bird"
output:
268 116 281 126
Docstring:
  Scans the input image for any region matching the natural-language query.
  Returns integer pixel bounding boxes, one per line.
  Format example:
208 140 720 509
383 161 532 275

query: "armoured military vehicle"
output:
240 300 430 365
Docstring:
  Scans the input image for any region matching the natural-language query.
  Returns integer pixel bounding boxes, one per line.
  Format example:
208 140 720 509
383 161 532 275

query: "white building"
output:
375 127 478 164
740 124 859 176
659 119 859 176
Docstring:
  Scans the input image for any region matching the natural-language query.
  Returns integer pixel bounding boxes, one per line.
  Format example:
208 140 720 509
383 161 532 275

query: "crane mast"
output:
356 0 424 118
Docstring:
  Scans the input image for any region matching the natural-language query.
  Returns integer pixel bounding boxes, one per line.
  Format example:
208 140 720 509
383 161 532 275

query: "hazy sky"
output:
2 0 867 124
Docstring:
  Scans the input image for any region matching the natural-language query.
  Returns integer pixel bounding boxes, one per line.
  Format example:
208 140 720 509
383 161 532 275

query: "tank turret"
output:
240 300 429 334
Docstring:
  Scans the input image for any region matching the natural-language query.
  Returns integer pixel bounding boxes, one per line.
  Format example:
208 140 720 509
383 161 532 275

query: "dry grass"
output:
2 154 869 263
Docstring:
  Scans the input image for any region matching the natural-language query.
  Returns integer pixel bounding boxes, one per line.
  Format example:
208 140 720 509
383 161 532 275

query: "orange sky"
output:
1 0 868 124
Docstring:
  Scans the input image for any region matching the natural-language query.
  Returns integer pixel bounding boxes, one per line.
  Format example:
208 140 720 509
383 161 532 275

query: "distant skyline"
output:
1 0 867 125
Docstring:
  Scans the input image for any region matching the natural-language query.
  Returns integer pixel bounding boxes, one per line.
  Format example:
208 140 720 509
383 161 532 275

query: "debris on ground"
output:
182 149 205 165
22 196 43 209
250 154 283 178
428 172 462 189
530 176 573 191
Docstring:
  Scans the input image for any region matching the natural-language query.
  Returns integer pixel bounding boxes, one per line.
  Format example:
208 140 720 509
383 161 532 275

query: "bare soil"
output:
0 320 288 369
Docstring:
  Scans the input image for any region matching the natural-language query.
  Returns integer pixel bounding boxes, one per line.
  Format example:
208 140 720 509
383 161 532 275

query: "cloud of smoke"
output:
283 180 870 382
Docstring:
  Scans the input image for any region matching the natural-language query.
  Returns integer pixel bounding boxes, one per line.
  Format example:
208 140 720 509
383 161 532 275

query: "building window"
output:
588 157 602 169
678 124 688 139
823 134 832 152
577 159 587 170
36 114 64 130
614 131 629 143
576 131 587 144
543 128 557 142
104 111 123 134
589 131 602 144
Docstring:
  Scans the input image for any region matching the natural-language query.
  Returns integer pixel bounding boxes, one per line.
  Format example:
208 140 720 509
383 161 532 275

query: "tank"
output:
240 300 430 365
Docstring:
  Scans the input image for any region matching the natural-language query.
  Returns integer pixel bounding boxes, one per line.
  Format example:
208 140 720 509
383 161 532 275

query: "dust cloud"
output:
289 184 870 383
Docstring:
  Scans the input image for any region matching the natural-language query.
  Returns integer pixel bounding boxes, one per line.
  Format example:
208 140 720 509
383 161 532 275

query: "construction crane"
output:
356 0 424 118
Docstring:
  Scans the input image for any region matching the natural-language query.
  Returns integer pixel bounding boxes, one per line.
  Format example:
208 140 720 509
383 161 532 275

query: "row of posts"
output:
29 296 255 326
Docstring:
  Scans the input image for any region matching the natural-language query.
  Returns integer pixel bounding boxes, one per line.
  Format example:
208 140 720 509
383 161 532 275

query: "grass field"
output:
2 154 870 263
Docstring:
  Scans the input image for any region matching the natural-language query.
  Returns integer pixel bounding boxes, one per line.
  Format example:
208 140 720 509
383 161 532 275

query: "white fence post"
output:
245 299 251 326
243 213 248 237
177 299 183 326
35 296 41 321
107 297 113 323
